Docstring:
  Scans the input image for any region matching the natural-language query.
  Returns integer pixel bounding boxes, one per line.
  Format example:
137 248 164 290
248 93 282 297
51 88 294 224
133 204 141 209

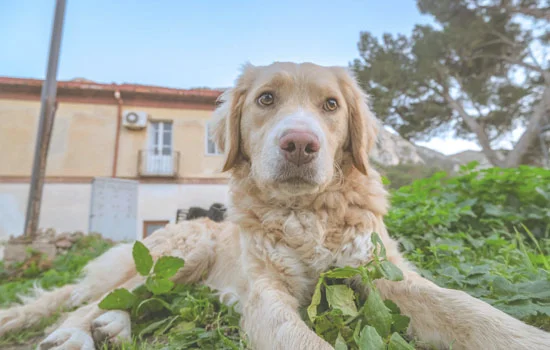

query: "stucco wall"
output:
0 183 92 241
0 98 227 179
0 99 117 177
0 99 40 176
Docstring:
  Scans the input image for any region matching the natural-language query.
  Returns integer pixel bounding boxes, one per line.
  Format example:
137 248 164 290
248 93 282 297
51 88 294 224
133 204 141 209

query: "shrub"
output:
375 162 443 190
387 163 550 331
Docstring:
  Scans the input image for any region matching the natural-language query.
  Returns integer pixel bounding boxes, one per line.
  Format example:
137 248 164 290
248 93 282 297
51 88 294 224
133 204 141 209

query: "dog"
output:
1 62 549 350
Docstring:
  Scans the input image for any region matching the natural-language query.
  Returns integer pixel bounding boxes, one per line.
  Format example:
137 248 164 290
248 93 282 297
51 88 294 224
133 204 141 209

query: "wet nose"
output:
279 131 320 166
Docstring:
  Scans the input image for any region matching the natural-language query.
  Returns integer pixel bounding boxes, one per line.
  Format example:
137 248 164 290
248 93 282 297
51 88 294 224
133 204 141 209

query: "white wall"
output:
0 184 92 241
0 182 229 242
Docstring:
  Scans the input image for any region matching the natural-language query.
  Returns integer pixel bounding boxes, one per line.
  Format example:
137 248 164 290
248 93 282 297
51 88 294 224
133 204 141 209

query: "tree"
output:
353 0 549 167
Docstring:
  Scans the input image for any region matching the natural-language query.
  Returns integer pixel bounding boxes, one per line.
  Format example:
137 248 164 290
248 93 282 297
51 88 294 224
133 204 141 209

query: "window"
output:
206 122 222 155
149 121 173 156
145 121 174 176
143 220 169 238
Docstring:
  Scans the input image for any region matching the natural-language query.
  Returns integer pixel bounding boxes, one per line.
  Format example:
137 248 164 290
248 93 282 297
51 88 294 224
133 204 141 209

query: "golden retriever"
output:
1 62 549 350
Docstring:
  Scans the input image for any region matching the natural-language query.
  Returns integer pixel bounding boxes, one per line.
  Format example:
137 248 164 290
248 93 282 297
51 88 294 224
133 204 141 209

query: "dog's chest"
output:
277 210 374 272
261 210 374 304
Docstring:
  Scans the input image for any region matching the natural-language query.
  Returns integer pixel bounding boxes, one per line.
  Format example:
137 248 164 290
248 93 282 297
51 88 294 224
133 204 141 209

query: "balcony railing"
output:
138 149 180 177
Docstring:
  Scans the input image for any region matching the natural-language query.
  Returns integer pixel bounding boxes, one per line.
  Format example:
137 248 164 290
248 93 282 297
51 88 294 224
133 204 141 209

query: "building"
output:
0 77 229 242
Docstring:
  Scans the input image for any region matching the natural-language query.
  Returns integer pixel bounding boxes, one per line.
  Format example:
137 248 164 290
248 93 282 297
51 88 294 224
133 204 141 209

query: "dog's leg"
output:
375 272 550 350
40 242 219 350
242 279 334 350
0 243 135 338
0 285 75 338
68 243 136 305
38 274 145 350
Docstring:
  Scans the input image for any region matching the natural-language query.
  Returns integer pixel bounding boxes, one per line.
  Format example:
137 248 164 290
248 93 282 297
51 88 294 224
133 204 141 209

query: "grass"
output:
1 162 549 348
0 234 114 347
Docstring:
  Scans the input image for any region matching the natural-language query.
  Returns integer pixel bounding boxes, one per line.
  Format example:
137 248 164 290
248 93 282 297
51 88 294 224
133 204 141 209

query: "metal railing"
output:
137 149 180 177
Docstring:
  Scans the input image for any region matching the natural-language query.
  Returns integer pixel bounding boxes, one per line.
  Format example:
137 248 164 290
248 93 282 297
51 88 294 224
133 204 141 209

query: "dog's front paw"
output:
91 310 131 345
38 327 95 350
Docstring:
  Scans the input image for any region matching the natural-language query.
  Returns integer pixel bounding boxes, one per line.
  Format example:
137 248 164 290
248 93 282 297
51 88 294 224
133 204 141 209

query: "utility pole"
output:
23 0 67 238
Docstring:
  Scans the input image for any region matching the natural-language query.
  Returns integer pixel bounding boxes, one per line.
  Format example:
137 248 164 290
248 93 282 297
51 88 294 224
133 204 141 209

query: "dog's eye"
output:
258 92 274 106
323 98 338 112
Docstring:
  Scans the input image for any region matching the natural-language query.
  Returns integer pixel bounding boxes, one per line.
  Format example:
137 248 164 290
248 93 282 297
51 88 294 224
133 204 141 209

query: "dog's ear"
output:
212 63 256 172
335 67 378 175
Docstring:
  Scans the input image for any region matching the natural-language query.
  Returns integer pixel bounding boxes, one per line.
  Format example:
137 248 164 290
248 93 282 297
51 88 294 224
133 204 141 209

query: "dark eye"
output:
323 98 338 111
258 92 274 106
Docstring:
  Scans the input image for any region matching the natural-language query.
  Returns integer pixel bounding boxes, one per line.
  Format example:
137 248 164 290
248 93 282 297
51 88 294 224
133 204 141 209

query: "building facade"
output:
0 77 228 241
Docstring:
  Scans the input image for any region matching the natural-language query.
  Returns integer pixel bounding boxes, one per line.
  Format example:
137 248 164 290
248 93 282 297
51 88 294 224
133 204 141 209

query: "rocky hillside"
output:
371 127 462 171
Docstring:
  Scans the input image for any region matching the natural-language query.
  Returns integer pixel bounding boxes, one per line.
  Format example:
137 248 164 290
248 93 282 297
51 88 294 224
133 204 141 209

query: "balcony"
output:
138 149 180 177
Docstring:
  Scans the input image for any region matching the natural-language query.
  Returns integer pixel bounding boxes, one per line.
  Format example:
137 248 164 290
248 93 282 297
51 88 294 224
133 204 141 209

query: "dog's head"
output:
213 62 378 196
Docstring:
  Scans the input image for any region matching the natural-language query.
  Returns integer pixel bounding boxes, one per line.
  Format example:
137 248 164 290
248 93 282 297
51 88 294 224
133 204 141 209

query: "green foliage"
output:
305 234 414 348
376 162 444 190
387 164 550 326
0 234 113 307
100 242 185 311
0 234 114 346
99 242 244 349
388 163 550 239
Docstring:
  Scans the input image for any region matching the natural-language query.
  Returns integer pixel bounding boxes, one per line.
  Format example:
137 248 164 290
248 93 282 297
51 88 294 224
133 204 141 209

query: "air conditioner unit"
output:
122 111 148 130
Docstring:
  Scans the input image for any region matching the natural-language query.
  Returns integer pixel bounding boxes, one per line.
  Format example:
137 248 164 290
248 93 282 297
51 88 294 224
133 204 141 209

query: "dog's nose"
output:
279 131 320 166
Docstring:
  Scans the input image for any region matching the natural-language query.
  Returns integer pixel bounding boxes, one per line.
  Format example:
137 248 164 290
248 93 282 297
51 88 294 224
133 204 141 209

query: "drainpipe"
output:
112 90 123 177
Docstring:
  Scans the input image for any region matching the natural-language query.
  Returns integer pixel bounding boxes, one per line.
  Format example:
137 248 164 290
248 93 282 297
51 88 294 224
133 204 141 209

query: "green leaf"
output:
138 318 172 339
483 203 505 217
324 267 362 279
99 288 138 310
384 299 400 313
307 277 324 322
383 300 411 333
364 289 392 338
353 319 363 344
157 315 181 335
388 332 415 350
133 241 153 276
392 314 411 334
371 233 387 259
379 260 404 281
535 303 550 316
358 325 385 350
153 256 185 279
146 276 175 295
313 313 336 337
518 280 550 299
492 276 517 296
494 300 539 319
135 297 173 316
132 283 151 299
334 332 348 350
325 285 358 317
172 321 196 333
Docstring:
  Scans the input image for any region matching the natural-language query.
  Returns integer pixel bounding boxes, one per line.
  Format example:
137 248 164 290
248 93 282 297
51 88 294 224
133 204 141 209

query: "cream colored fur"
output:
0 62 548 350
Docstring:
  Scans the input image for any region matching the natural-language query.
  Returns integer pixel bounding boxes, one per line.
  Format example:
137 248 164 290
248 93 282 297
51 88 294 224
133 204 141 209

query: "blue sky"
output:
0 0 480 154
